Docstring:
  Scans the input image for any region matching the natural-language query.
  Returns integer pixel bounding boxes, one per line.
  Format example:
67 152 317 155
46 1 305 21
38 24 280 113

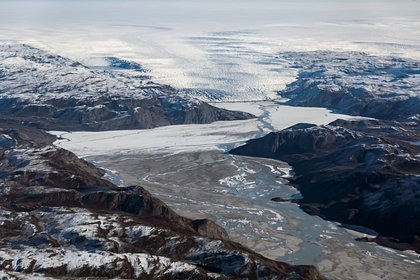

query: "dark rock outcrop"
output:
231 119 420 253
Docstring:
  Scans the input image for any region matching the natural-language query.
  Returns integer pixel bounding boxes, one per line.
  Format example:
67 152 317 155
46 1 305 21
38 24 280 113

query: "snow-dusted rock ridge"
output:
0 43 253 131
280 51 420 121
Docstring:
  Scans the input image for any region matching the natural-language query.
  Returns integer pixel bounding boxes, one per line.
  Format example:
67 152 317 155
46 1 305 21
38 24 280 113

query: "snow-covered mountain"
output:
279 51 420 121
0 43 253 131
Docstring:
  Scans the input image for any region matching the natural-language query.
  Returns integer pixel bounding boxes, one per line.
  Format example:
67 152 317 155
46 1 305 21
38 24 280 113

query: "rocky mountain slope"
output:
0 124 324 279
231 119 420 253
0 43 253 131
279 51 420 121
231 51 420 253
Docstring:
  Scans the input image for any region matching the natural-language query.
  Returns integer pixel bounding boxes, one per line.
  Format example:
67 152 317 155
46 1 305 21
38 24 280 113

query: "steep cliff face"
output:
0 43 253 131
279 51 420 121
231 119 420 253
0 125 325 279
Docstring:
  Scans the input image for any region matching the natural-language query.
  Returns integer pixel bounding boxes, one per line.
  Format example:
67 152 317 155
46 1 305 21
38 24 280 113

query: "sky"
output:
1 0 419 29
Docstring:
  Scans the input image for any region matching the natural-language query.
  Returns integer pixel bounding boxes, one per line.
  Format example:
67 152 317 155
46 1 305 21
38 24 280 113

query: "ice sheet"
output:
1 1 419 102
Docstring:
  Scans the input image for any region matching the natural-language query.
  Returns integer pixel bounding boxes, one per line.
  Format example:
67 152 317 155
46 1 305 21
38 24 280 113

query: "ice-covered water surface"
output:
1 0 419 101
52 102 355 156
